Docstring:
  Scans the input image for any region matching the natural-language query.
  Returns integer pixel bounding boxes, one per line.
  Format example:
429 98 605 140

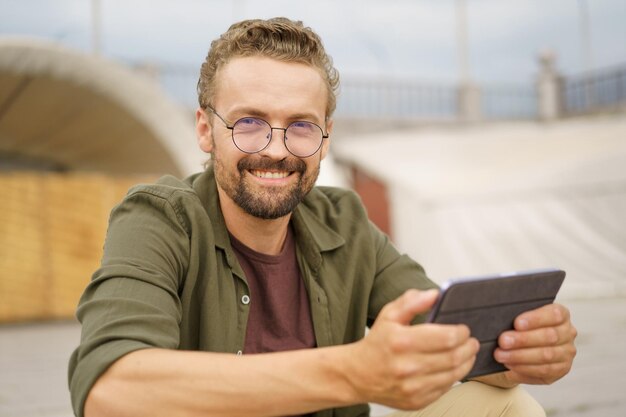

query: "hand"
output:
345 289 479 410
494 303 577 385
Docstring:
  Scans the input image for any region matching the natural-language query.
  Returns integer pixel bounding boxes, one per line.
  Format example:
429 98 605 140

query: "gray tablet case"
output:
427 268 566 378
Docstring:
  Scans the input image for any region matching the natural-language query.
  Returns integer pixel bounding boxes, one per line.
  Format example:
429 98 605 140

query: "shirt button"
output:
241 295 250 305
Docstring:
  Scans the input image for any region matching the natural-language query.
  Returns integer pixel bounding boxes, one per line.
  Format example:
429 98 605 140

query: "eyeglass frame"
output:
205 106 329 158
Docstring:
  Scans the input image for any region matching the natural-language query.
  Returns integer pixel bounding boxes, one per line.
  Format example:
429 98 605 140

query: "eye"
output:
238 117 265 127
289 121 317 133
234 118 268 134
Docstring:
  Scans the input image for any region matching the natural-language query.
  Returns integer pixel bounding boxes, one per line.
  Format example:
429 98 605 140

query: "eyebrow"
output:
228 107 323 125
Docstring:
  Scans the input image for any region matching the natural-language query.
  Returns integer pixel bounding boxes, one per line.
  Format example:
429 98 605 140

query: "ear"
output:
320 118 333 160
196 108 213 154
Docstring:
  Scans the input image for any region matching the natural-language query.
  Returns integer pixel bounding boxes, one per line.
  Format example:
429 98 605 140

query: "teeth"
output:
251 170 290 179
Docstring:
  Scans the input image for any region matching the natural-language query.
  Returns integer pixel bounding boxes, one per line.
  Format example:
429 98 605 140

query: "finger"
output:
391 323 472 354
380 289 439 325
395 337 480 376
500 321 577 350
430 337 479 374
398 354 476 402
503 361 573 385
413 347 478 389
514 303 570 331
494 343 577 366
499 326 559 349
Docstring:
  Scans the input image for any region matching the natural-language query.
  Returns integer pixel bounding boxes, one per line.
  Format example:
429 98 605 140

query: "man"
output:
69 17 577 417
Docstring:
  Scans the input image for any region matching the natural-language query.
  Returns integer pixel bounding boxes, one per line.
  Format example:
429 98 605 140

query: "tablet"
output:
426 268 566 378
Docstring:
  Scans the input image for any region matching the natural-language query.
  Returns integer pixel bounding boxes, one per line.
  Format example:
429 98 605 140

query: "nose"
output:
258 127 290 159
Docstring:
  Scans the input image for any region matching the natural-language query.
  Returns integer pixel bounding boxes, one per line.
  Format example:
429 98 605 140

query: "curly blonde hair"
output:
197 17 340 117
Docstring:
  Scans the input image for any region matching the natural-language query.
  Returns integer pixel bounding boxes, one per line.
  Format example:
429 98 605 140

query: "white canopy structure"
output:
0 37 204 176
333 116 626 299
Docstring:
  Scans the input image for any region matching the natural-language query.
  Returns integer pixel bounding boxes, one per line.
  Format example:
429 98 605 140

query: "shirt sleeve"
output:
68 187 190 417
366 220 439 326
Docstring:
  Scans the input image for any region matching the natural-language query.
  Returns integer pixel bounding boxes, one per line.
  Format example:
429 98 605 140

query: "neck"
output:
217 187 292 256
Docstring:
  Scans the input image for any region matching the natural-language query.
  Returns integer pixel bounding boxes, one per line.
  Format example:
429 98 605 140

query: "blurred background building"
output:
0 37 205 321
0 0 625 322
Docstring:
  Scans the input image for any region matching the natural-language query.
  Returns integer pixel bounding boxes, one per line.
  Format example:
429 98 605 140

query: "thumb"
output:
380 289 439 325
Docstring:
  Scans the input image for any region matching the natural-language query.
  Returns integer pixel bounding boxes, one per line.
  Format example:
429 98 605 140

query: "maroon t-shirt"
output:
229 225 316 354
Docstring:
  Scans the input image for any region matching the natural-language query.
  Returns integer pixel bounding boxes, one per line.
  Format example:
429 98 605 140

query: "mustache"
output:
237 157 306 173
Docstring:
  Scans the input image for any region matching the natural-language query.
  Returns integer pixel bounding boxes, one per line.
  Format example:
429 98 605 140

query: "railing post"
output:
458 81 481 122
536 50 562 121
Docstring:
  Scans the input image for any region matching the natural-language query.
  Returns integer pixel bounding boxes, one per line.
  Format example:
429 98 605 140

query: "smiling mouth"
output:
249 169 292 179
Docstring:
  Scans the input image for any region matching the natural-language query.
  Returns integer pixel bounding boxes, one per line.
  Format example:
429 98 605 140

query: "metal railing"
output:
562 63 626 115
336 78 457 120
134 60 626 122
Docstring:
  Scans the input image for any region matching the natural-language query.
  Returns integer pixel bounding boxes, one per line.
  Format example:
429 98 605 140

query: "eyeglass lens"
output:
232 117 323 157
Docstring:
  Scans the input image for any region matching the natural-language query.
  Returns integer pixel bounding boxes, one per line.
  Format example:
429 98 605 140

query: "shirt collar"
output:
190 165 240 270
293 192 345 252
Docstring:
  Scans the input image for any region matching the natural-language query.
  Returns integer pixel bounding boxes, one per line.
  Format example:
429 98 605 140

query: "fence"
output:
562 63 626 115
337 78 457 120
138 61 626 122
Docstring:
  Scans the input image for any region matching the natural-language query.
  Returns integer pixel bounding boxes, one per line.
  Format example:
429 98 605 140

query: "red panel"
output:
351 166 391 238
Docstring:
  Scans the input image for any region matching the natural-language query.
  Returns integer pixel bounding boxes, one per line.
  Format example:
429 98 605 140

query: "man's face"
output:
196 56 332 220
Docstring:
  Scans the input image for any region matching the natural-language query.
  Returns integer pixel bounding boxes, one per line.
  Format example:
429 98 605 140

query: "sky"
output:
1 0 625 87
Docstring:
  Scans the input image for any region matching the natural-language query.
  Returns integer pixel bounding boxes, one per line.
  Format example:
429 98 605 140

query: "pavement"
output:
1 295 625 417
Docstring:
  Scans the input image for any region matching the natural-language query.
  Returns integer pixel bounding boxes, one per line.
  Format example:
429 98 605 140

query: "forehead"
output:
213 56 328 121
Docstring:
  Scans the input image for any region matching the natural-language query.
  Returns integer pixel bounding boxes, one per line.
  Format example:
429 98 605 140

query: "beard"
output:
212 143 320 220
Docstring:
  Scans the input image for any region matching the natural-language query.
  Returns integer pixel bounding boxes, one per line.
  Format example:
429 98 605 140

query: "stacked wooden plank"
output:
0 172 154 322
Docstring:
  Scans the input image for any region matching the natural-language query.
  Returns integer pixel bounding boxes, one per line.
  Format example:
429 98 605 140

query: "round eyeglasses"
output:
207 107 328 158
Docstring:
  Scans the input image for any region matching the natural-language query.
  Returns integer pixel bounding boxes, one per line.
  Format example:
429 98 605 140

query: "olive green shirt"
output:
68 166 438 417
